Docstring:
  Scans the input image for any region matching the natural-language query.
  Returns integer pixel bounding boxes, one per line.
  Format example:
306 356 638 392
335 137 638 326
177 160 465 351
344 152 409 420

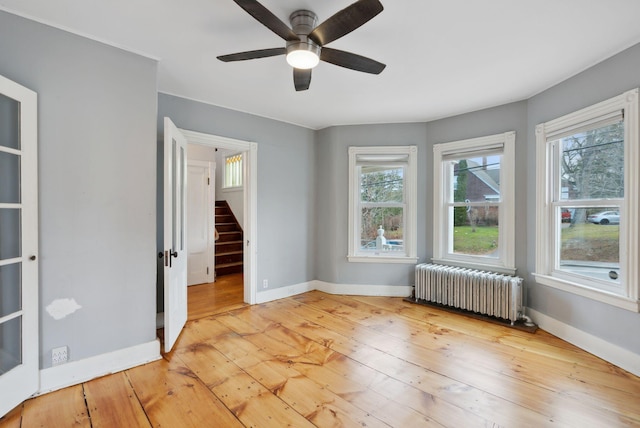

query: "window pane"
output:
0 263 21 318
452 205 499 257
360 166 404 203
0 208 21 260
451 156 501 203
0 151 20 204
360 207 404 252
560 121 624 200
559 207 619 283
0 93 20 150
225 154 242 188
0 316 22 374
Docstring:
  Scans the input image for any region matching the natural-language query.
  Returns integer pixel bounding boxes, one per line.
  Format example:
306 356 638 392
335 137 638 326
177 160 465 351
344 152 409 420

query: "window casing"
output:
348 146 418 263
535 89 639 311
433 132 516 274
224 153 242 189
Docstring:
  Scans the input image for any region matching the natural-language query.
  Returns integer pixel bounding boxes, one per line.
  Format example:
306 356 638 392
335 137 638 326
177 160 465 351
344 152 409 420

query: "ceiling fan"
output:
217 0 386 91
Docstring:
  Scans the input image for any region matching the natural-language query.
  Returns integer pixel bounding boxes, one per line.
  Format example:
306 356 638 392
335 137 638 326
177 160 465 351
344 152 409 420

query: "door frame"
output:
180 129 257 304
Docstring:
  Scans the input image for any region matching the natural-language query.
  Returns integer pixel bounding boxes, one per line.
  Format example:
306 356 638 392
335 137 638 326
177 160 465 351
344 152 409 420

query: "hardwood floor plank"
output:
0 404 22 428
9 291 640 427
21 385 90 428
126 358 242 427
83 372 151 428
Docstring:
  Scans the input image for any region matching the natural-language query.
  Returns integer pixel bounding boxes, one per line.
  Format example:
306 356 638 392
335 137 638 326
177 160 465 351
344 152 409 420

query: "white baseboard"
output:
527 308 640 377
38 339 161 395
256 280 412 304
315 281 413 297
256 281 316 303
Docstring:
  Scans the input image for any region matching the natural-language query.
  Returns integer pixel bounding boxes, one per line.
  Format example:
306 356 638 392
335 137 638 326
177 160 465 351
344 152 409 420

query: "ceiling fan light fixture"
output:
286 42 321 69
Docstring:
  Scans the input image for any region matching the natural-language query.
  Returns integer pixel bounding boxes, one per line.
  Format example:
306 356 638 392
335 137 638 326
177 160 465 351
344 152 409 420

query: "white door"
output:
0 75 38 417
162 118 188 353
187 160 215 286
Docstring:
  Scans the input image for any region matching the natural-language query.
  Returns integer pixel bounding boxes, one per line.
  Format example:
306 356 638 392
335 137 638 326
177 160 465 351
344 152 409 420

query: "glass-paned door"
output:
0 75 38 417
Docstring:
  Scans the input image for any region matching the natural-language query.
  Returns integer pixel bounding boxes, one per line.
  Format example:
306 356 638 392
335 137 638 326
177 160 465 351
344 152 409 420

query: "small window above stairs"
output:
215 200 244 276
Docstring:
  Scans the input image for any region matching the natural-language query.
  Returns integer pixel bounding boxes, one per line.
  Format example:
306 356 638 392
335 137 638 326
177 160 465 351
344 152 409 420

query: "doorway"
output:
181 129 257 305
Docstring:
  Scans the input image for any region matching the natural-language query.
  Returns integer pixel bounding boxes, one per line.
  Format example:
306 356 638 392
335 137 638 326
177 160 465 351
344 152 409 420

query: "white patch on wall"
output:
46 298 82 320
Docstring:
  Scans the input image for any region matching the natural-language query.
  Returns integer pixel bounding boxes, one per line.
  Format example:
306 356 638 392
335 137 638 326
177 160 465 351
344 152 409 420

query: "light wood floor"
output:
3 286 640 427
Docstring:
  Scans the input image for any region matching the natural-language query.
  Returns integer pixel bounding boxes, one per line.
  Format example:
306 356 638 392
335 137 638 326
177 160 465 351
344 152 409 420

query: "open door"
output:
0 75 38 417
162 118 188 353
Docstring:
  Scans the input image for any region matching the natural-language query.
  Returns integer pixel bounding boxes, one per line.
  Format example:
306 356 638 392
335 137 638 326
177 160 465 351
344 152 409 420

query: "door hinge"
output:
207 267 209 275
208 177 210 185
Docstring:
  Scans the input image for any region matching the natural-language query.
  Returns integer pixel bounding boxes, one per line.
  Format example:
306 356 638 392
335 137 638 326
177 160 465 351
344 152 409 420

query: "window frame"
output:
223 153 243 191
432 132 516 275
347 146 418 263
534 88 640 312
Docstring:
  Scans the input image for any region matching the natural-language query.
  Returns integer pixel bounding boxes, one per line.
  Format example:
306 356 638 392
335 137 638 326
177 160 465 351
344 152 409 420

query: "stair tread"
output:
216 240 243 245
216 261 244 268
216 250 243 256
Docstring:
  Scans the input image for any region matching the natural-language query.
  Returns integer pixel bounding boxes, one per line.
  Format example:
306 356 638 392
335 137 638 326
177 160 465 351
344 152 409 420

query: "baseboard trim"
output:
256 281 315 303
315 281 413 297
256 280 412 304
38 339 161 395
527 308 640 377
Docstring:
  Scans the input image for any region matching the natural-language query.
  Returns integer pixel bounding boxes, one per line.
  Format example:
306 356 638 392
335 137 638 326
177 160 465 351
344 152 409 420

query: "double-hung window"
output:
535 89 639 311
348 146 418 263
224 153 242 189
433 132 516 274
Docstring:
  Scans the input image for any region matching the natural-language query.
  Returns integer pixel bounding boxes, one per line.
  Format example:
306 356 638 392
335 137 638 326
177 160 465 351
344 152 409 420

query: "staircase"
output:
215 200 243 277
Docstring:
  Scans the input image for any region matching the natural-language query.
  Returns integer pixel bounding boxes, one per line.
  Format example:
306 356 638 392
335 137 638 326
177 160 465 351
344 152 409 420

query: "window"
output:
348 146 418 263
535 88 639 311
433 132 516 274
224 153 242 189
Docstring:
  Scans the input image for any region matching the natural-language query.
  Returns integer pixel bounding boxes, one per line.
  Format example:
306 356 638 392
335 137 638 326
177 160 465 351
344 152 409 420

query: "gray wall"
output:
526 43 640 355
158 94 317 292
314 104 528 286
315 123 428 286
0 11 158 368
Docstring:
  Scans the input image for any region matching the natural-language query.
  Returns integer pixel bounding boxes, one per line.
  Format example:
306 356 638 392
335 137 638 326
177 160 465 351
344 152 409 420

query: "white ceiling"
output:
3 0 640 129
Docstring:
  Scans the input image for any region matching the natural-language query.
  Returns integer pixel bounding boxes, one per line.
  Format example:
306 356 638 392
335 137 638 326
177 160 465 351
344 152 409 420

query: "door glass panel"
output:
0 209 21 260
180 146 185 251
172 139 177 251
0 151 20 203
0 316 22 375
0 263 21 318
0 93 20 150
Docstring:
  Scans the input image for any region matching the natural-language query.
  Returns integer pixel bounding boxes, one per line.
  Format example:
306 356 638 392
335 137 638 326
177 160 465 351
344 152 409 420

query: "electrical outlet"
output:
263 279 268 288
52 346 68 366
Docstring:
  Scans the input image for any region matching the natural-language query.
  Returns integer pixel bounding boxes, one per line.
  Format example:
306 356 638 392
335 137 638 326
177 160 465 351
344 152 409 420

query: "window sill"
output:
533 273 639 312
431 258 517 276
222 186 243 193
348 255 418 264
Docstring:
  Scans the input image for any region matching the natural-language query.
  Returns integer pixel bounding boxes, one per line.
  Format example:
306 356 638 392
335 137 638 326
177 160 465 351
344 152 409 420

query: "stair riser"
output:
218 233 242 242
216 253 243 265
216 264 243 276
216 242 243 253
215 214 235 224
216 223 238 233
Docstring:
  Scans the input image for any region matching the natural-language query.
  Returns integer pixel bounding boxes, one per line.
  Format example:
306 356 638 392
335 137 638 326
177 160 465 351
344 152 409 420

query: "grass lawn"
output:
453 226 499 255
560 222 619 262
453 222 618 261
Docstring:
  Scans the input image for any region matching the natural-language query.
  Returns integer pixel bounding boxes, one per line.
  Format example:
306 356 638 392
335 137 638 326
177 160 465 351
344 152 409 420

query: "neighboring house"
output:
0 8 639 410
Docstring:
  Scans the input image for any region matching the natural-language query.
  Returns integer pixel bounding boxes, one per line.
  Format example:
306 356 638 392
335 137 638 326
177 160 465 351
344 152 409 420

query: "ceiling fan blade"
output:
308 0 383 46
293 68 311 91
320 47 386 74
232 0 300 42
217 47 286 62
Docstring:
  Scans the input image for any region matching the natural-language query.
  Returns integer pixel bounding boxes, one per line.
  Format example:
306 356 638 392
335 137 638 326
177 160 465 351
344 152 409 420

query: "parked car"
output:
587 211 620 225
561 209 572 223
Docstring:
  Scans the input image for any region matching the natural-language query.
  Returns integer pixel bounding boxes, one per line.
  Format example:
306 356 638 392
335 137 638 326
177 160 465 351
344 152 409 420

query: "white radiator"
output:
414 264 524 325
